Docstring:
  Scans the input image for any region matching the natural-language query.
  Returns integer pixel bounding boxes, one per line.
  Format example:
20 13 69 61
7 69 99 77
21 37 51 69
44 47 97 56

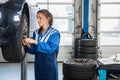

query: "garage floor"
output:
0 62 63 80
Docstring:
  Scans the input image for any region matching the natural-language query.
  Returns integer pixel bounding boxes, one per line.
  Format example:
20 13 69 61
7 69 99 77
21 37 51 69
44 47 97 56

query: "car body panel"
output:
0 0 30 46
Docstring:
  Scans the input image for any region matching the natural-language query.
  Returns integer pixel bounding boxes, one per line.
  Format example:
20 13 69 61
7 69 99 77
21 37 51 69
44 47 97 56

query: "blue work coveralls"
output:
26 26 60 80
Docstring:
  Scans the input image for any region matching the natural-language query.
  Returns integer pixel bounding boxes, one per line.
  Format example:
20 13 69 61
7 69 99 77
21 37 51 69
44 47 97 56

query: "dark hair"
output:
37 9 53 26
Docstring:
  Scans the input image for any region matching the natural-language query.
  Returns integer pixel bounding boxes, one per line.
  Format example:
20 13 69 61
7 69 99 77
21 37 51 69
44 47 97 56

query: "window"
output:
49 5 73 18
99 1 120 46
98 0 120 57
100 19 120 31
100 33 120 45
101 0 120 3
60 33 73 46
53 19 74 32
38 4 73 17
49 0 72 3
100 4 120 17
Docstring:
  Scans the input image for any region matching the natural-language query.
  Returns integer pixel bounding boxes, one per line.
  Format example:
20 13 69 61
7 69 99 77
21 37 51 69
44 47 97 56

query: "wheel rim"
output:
20 14 28 57
22 15 28 38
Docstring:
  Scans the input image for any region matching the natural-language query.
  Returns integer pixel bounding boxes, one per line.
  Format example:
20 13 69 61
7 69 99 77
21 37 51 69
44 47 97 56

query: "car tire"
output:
63 58 97 80
77 53 98 60
77 46 98 54
63 77 68 80
1 14 29 62
78 39 97 47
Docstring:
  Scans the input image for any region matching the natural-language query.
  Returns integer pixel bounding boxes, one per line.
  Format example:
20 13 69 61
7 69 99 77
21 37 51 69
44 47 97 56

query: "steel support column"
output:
83 0 89 33
21 56 27 80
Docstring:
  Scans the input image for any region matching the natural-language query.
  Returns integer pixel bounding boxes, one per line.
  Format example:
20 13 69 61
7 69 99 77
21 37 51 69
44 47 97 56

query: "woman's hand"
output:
24 38 37 45
22 38 38 48
22 38 31 48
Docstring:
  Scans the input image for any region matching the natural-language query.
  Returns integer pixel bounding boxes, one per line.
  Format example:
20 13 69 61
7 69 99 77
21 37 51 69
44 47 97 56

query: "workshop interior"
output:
0 0 120 80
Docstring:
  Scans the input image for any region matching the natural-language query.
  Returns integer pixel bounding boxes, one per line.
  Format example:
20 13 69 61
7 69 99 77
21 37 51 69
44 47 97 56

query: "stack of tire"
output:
63 58 97 80
75 32 98 60
62 33 98 80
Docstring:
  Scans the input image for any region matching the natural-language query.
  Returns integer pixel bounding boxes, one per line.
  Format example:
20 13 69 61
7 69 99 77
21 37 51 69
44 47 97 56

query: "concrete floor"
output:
0 62 63 80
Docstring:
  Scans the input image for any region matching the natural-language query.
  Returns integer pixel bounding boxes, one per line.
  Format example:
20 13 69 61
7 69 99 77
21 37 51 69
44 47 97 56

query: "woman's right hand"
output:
22 38 31 48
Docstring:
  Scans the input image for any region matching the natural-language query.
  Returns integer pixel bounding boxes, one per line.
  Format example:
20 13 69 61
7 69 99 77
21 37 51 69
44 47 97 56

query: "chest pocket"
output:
35 28 57 43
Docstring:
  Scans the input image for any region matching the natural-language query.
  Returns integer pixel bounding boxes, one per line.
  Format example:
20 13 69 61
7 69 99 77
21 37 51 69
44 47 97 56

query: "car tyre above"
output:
1 14 29 62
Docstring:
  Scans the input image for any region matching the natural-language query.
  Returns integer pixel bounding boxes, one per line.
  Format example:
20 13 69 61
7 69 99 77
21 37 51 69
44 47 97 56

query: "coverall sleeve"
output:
36 32 60 54
25 32 36 54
